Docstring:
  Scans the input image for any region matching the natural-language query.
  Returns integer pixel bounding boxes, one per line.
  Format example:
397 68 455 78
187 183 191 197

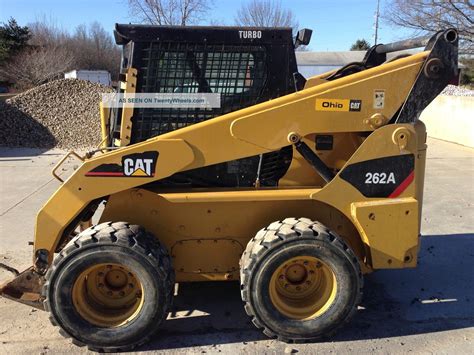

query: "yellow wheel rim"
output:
269 256 337 320
72 263 144 327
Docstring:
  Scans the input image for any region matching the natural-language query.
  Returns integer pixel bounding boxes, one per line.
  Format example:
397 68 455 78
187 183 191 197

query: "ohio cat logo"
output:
86 151 159 177
315 98 362 112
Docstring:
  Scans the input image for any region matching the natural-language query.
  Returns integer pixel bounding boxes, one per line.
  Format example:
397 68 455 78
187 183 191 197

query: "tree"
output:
0 46 75 89
0 18 30 63
27 20 121 81
127 0 212 25
235 0 298 30
460 58 473 85
350 39 371 51
234 0 307 49
0 19 121 88
28 17 69 47
70 22 121 77
384 0 473 54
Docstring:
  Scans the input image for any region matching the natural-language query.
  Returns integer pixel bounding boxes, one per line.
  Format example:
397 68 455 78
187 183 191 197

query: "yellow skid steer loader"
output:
0 25 458 352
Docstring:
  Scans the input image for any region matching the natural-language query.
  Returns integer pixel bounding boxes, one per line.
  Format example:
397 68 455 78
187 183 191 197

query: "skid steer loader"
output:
0 24 458 351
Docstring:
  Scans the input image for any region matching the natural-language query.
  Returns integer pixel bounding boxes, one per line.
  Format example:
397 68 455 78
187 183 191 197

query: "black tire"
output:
43 221 174 352
240 217 363 342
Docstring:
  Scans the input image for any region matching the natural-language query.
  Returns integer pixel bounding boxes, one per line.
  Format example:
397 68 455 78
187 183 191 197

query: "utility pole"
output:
374 0 380 45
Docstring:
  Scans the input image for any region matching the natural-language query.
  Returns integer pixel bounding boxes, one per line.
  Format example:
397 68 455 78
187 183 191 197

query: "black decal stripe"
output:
85 151 159 178
339 154 414 198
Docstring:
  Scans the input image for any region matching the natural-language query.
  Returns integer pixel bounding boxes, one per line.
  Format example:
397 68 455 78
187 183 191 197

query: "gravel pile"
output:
0 79 113 149
441 84 474 97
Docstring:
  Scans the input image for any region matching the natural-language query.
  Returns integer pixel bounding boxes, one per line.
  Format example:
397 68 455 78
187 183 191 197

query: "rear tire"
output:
240 218 362 342
43 222 174 352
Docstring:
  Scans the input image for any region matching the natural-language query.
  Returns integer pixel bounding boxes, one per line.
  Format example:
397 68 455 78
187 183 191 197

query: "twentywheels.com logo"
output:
102 93 221 108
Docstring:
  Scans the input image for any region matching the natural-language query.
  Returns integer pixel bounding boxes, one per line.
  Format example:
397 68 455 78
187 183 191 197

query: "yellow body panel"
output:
34 139 195 253
99 102 110 148
99 188 366 281
33 51 429 279
117 68 137 147
351 198 419 268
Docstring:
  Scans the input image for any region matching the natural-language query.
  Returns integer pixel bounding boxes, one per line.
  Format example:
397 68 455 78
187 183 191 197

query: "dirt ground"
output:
0 138 473 354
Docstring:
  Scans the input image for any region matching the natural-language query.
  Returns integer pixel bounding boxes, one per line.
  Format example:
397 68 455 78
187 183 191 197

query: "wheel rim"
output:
269 256 337 320
72 263 144 327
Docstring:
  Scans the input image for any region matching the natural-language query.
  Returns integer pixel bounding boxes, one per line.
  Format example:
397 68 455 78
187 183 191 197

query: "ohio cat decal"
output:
339 154 414 198
85 151 159 177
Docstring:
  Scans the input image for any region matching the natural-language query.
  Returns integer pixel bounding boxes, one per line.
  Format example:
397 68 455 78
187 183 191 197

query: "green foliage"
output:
0 18 30 63
350 39 370 51
0 42 9 63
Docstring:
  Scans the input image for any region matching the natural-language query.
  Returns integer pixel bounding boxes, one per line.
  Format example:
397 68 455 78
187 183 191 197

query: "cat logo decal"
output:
85 151 159 177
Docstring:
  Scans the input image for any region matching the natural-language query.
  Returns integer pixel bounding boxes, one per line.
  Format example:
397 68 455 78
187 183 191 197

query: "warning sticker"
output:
374 90 385 109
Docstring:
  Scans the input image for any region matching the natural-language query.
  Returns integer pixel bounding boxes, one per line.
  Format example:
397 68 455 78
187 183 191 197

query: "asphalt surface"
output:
0 138 473 354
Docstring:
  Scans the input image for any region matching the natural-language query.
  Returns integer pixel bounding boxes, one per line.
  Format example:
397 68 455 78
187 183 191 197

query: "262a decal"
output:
85 151 159 177
364 172 396 184
340 155 414 198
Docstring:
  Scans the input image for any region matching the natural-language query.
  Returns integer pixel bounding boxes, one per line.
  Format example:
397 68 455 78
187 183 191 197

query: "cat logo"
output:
85 151 159 178
124 157 154 177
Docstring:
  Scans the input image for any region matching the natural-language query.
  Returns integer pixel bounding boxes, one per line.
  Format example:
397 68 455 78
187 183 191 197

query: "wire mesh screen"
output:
131 42 267 143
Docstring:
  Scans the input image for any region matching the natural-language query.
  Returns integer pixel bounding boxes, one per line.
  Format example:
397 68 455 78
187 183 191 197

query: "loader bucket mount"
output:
0 266 45 310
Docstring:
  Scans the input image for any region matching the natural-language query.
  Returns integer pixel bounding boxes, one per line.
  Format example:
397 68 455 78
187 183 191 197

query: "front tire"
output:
43 222 174 352
240 218 362 342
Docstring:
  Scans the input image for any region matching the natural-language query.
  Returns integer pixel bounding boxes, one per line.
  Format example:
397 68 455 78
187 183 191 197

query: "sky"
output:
0 0 412 51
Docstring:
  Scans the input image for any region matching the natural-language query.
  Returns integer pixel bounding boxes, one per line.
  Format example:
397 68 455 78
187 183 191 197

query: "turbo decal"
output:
85 151 159 177
339 154 414 198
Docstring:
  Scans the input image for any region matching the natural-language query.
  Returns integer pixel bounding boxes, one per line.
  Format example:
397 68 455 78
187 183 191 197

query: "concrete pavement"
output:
0 138 473 354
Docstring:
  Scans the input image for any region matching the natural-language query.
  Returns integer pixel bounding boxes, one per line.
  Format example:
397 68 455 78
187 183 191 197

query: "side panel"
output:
310 123 427 268
99 189 366 282
351 198 419 268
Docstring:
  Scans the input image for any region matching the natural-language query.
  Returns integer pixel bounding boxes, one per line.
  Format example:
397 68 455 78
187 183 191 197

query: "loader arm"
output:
33 29 458 267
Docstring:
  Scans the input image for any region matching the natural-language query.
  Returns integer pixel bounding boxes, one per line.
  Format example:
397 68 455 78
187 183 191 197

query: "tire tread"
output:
42 221 174 352
240 217 363 342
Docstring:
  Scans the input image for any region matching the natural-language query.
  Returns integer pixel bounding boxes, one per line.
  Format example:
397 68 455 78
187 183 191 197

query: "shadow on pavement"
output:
0 147 56 158
143 233 474 351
